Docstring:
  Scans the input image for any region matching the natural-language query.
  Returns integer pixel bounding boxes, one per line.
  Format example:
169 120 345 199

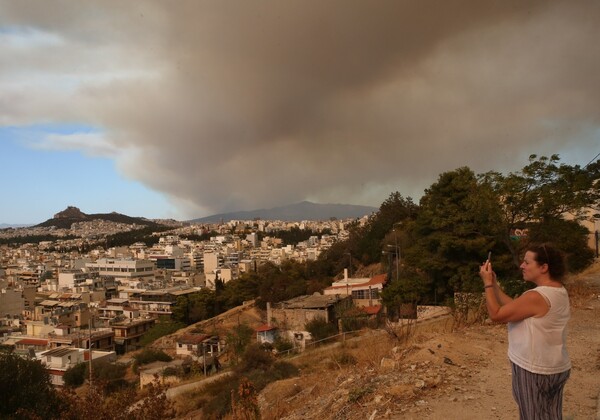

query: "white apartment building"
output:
185 251 203 270
39 347 116 386
85 258 155 282
203 252 223 275
58 269 88 289
323 272 387 308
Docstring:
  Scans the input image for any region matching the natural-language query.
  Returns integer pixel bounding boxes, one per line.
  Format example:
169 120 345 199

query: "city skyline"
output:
2 1 600 224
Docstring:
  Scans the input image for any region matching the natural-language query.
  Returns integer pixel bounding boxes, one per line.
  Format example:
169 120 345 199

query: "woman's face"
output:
520 251 546 282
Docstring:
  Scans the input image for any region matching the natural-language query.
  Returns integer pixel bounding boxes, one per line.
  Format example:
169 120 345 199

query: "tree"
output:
0 352 64 419
255 261 308 309
482 155 600 269
59 376 175 420
527 217 595 273
381 266 431 316
408 167 504 301
226 324 255 365
171 289 218 325
351 192 418 265
218 274 259 309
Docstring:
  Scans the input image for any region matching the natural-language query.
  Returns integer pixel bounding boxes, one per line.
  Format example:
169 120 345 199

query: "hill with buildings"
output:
34 206 164 229
189 201 377 223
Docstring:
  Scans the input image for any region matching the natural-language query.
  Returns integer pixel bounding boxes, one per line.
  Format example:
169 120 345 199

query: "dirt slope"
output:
258 264 600 419
151 300 265 355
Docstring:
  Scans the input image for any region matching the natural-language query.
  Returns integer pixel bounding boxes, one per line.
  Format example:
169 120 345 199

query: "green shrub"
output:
273 337 293 353
237 344 274 373
63 362 87 388
305 318 338 342
132 349 173 374
133 349 173 365
162 366 179 377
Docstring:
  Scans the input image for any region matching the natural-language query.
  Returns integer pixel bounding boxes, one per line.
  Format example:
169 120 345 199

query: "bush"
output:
92 361 129 392
162 367 179 377
63 362 87 388
199 346 298 419
273 337 294 353
132 349 173 374
133 349 173 365
305 318 338 342
237 344 274 373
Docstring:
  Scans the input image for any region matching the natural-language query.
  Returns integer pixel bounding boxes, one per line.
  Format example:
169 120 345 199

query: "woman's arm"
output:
484 290 548 323
480 262 548 323
489 275 513 306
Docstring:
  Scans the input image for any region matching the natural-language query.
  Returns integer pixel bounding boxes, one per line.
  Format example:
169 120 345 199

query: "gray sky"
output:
1 0 599 221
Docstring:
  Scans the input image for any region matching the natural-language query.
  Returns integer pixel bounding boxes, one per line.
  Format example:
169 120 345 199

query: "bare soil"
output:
258 264 600 419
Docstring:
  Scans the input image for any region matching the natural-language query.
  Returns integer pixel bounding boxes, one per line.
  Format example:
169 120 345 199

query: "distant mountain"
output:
35 206 165 229
0 223 32 229
189 201 377 223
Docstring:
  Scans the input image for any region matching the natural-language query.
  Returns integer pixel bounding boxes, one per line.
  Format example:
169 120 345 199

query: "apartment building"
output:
324 272 387 308
57 269 89 289
85 258 155 282
111 318 155 354
127 287 201 317
39 346 116 386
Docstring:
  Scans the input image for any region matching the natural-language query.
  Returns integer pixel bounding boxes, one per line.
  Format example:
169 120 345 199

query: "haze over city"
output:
1 1 599 224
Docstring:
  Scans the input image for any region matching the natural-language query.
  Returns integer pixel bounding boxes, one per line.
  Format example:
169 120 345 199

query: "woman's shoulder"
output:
534 285 567 293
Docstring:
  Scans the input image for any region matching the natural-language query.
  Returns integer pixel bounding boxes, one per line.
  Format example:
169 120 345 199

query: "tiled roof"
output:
16 338 49 346
255 324 277 332
361 305 382 315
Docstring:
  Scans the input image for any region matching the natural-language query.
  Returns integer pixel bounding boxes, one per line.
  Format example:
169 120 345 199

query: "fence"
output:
275 329 362 357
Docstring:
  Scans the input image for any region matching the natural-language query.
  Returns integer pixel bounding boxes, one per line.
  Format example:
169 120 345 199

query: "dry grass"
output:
566 259 600 308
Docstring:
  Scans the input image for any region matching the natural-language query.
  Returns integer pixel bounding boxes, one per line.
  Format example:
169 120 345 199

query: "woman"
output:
480 243 571 420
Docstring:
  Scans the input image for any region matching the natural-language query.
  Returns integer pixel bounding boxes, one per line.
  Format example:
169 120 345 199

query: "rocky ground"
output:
257 265 600 419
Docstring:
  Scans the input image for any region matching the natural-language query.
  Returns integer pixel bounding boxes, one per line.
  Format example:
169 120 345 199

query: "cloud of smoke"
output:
2 0 599 217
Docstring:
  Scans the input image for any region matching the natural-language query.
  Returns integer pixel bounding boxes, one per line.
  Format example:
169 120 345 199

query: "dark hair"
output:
526 243 567 282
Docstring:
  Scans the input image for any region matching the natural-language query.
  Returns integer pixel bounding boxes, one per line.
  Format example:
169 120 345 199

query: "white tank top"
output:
507 286 571 374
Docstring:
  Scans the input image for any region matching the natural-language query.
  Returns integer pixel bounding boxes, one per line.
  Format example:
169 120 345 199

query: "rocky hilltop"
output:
53 206 87 219
35 206 161 229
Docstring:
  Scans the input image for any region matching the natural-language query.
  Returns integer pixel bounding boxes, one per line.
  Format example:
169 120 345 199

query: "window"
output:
352 289 379 299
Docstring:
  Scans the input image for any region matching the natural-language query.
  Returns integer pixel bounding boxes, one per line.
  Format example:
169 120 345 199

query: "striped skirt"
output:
511 362 570 420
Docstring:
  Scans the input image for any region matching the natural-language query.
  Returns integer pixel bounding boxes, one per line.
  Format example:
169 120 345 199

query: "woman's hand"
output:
479 261 495 287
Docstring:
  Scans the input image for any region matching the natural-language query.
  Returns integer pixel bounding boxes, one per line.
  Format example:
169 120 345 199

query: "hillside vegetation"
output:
171 263 600 419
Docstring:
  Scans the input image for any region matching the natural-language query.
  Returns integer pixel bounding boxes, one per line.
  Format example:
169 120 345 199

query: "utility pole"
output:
88 313 93 388
203 342 207 375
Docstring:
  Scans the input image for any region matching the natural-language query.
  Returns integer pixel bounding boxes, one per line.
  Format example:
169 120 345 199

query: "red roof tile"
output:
361 305 382 315
255 324 277 332
16 338 49 346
